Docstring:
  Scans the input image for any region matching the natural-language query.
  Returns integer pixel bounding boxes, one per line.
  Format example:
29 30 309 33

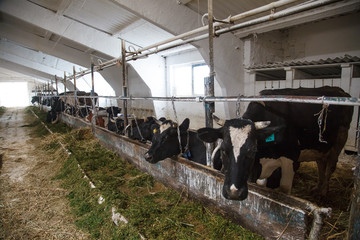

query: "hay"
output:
0 108 89 240
292 155 356 240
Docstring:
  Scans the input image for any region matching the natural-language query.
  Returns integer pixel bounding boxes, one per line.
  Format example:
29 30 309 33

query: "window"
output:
170 63 209 96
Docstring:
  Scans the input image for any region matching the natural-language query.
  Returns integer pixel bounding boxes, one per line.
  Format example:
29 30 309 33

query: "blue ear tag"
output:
183 151 191 159
265 133 275 142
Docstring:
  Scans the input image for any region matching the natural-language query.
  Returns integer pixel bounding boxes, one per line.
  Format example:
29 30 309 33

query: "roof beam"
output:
233 0 360 38
0 39 84 81
0 0 120 58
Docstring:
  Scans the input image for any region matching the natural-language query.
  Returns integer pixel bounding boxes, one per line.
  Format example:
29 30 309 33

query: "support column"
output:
122 40 128 133
205 0 215 167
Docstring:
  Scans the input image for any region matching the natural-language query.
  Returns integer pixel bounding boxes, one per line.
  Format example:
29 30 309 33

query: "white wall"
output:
165 50 226 129
246 12 360 66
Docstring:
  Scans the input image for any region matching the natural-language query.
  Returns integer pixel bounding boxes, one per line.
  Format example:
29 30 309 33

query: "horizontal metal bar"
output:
38 94 360 106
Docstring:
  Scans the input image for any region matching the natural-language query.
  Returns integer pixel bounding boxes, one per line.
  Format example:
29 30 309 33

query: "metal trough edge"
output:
59 113 331 240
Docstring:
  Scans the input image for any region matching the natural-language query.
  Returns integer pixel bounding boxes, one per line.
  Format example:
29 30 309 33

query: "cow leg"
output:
259 158 282 179
257 158 282 187
314 127 348 198
278 157 295 194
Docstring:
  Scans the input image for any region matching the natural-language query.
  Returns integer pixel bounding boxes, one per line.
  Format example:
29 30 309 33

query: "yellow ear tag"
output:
153 128 157 134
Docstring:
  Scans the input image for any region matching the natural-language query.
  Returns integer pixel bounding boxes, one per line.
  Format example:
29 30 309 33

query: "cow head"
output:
197 116 270 201
144 118 189 163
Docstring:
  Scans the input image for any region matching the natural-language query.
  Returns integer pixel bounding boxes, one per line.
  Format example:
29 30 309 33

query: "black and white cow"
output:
144 118 221 168
106 107 123 133
46 91 98 123
127 116 164 143
255 86 353 198
197 86 353 200
197 118 272 200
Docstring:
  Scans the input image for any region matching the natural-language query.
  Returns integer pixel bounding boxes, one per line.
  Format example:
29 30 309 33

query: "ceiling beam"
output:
0 0 121 58
233 0 360 39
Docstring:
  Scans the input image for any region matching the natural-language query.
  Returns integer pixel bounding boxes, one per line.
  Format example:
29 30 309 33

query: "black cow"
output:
197 86 353 200
106 107 122 133
254 86 353 197
31 96 40 105
127 116 164 142
46 97 64 123
46 91 98 123
144 118 220 167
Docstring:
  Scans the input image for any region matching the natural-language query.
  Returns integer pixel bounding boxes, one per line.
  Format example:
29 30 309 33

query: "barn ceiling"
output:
0 0 358 85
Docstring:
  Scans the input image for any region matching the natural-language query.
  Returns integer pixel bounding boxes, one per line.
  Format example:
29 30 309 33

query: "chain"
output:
236 94 243 118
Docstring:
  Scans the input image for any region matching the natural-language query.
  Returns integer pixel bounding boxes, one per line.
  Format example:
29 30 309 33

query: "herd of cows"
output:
33 86 354 201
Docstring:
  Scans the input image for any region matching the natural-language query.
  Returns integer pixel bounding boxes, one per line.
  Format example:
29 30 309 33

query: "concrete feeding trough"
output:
60 113 331 240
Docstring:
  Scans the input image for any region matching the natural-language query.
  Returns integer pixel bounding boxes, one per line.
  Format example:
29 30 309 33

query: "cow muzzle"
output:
223 184 248 201
144 152 155 163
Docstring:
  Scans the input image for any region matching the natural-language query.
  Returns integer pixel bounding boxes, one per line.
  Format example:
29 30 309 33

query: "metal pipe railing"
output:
39 94 360 106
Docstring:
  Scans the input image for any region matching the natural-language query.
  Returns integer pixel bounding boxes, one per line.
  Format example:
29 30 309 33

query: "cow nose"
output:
144 152 152 162
224 184 248 201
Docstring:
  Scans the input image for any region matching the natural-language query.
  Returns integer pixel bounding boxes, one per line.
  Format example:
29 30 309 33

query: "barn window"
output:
294 66 342 79
170 63 209 96
255 69 286 81
353 64 360 78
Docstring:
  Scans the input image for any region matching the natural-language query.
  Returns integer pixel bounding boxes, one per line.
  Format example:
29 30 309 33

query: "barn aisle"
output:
0 108 89 239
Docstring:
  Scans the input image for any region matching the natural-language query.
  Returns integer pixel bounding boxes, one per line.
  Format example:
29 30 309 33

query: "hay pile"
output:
292 154 356 239
0 109 89 240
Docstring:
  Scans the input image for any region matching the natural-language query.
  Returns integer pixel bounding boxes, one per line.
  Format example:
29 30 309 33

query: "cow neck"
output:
178 129 190 159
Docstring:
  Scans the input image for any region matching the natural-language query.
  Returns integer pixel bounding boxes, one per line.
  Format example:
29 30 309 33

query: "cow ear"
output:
254 121 271 129
197 127 222 143
180 118 190 131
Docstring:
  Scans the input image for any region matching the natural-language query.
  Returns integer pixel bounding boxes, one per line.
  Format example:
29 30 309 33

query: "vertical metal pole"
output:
55 75 59 96
348 114 360 239
47 80 50 97
122 40 128 134
73 66 78 114
90 62 95 131
63 73 67 113
50 78 53 95
205 0 215 167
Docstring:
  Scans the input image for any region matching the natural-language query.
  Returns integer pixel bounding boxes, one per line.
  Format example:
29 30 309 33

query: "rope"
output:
132 114 145 142
171 97 183 155
314 102 329 144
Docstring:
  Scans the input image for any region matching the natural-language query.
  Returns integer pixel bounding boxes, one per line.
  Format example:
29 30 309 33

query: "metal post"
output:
122 40 128 133
63 73 67 113
50 78 53 95
90 62 95 131
205 0 215 167
47 80 50 97
348 113 360 239
73 66 78 114
55 75 59 95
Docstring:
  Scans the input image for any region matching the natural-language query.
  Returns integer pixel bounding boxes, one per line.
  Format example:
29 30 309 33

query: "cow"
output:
253 86 353 198
86 108 107 128
106 107 123 133
31 96 40 105
144 118 222 169
46 97 64 123
46 91 98 124
127 116 163 143
197 86 353 200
